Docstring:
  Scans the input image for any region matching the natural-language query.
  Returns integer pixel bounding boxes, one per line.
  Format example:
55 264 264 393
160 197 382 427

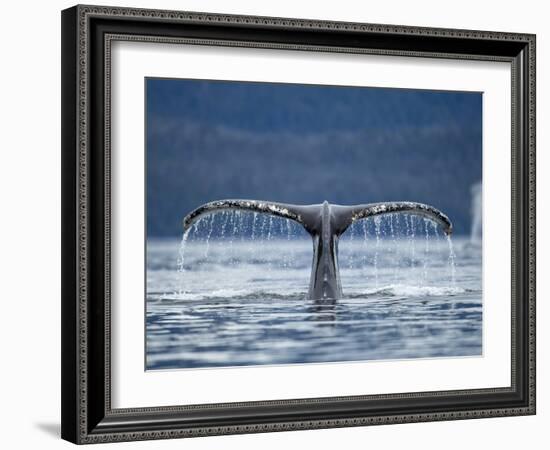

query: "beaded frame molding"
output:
61 4 536 444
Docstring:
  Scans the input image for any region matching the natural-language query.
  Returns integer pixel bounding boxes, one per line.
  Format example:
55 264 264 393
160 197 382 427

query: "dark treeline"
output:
146 79 482 237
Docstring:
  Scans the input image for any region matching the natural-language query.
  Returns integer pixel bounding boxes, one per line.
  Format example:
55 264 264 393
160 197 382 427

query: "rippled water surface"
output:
146 216 482 370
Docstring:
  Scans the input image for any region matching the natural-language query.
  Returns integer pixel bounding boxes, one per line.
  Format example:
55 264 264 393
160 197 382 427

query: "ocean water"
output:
146 215 482 370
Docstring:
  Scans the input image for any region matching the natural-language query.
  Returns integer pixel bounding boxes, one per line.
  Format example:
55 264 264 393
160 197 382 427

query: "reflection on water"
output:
146 231 481 370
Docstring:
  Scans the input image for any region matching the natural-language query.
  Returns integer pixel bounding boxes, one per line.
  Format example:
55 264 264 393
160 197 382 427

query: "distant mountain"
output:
146 79 482 237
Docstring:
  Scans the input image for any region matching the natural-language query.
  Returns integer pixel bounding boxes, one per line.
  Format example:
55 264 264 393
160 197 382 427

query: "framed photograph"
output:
61 4 536 444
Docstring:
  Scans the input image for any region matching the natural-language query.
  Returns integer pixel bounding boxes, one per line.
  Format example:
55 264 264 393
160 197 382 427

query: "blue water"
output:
146 216 482 370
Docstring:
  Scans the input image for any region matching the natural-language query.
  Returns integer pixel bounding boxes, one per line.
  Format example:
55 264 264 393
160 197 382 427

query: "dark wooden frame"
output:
61 4 536 444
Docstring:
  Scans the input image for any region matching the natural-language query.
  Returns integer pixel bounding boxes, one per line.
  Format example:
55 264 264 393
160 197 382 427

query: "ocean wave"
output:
152 288 306 302
149 283 470 303
345 284 468 298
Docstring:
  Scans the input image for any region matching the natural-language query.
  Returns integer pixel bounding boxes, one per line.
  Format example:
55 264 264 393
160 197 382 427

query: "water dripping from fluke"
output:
447 234 457 286
177 226 192 273
422 218 430 286
373 216 381 289
179 199 453 301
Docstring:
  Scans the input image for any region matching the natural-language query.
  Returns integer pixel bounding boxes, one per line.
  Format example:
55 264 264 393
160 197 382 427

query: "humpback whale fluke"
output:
182 200 452 301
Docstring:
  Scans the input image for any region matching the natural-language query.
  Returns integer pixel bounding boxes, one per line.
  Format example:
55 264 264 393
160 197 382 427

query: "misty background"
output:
146 78 482 237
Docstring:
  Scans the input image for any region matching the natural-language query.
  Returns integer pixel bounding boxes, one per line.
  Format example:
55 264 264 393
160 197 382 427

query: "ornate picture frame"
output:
61 4 535 444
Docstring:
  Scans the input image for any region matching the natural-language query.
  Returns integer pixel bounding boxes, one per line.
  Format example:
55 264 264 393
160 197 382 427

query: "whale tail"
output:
183 200 452 300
